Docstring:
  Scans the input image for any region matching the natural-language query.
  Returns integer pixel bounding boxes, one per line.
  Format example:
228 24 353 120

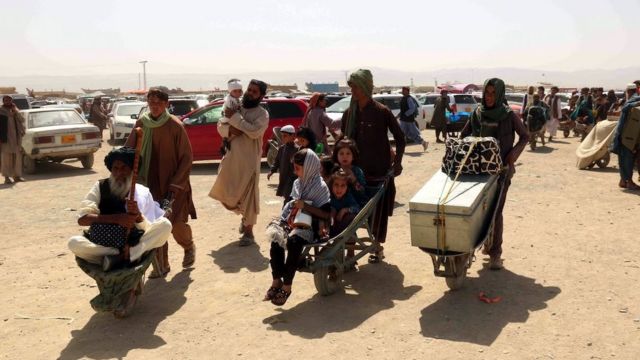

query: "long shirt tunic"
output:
209 106 269 225
0 107 25 154
126 116 196 223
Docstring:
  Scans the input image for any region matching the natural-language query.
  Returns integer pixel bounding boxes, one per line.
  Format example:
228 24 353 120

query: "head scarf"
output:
344 69 374 138
290 150 330 207
471 78 513 137
104 147 136 171
138 109 171 185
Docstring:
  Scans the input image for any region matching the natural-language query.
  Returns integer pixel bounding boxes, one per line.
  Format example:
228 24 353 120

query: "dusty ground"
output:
1 128 639 360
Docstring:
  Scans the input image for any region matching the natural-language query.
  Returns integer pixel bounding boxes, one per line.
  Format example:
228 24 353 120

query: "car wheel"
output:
81 153 95 169
23 155 36 174
110 126 115 142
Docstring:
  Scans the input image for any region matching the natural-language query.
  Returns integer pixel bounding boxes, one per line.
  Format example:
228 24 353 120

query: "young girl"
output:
329 169 361 265
332 138 367 206
265 149 331 306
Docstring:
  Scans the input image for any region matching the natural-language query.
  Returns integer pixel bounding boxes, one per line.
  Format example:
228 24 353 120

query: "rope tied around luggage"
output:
436 140 479 254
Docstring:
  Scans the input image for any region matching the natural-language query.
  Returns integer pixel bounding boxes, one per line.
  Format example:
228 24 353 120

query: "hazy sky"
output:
4 0 639 76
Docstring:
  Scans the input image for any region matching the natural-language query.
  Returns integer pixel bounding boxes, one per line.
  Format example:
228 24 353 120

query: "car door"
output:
182 104 224 160
264 101 305 155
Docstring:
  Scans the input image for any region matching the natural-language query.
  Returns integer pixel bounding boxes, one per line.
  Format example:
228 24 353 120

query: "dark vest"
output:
98 178 127 215
399 96 416 122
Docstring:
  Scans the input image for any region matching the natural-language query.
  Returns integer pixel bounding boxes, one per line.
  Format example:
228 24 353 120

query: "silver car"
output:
20 108 101 174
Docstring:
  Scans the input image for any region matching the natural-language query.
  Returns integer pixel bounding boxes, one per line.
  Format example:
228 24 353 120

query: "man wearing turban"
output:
68 147 172 270
341 69 406 263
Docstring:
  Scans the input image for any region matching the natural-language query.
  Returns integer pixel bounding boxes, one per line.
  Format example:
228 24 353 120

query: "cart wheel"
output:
444 255 469 291
266 141 279 168
313 247 344 296
563 130 570 138
596 152 610 168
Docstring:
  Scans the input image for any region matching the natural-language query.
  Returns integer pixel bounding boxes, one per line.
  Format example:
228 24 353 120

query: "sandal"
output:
271 288 291 306
263 280 283 301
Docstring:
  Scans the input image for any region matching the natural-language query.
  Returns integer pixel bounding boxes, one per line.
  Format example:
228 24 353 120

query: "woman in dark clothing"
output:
461 78 529 270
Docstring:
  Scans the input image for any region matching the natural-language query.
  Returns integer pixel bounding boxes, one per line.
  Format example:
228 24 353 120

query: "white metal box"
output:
409 171 498 253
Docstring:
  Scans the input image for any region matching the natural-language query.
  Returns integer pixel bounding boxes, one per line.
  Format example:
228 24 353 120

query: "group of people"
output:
611 82 640 190
64 67 563 310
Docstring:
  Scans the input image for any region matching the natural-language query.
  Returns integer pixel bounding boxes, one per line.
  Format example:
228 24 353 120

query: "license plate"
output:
61 134 76 144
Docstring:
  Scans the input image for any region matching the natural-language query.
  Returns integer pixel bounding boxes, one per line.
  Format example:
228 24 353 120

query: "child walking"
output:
267 125 298 206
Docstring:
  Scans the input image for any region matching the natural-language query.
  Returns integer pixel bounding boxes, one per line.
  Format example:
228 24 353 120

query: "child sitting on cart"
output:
265 149 331 306
329 169 361 267
332 138 367 206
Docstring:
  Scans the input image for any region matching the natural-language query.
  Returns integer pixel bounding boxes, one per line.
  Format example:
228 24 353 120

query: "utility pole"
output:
139 60 148 90
138 72 141 90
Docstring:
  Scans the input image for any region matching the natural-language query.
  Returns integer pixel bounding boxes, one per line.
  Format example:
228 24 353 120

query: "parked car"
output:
19 108 101 174
108 101 147 142
420 93 478 128
193 94 211 108
168 98 200 117
180 98 308 161
326 93 427 130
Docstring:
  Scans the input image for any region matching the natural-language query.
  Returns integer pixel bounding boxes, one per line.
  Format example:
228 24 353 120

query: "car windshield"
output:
169 101 198 116
116 104 145 116
453 95 476 104
423 96 438 105
326 97 352 113
28 110 85 128
185 105 223 125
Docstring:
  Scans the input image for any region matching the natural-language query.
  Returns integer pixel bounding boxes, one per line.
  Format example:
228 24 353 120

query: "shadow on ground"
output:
209 242 269 273
19 160 97 182
263 262 421 339
58 270 193 360
419 265 560 346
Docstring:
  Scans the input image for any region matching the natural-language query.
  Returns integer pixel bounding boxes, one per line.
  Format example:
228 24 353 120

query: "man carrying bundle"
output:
68 147 172 270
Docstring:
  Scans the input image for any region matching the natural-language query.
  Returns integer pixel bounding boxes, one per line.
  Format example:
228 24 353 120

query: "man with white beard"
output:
68 147 172 271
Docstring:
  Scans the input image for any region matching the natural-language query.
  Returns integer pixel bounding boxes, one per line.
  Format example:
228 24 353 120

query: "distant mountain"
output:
1 66 637 93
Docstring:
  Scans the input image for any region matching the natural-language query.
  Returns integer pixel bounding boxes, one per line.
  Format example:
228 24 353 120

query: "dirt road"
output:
1 129 638 359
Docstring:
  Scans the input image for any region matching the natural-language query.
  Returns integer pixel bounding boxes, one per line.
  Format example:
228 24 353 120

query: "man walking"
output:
398 87 428 151
432 90 453 143
341 69 406 263
126 88 197 278
210 79 270 246
0 95 26 184
545 86 563 142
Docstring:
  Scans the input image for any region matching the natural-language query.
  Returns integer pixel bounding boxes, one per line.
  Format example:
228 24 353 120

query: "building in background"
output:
306 82 339 93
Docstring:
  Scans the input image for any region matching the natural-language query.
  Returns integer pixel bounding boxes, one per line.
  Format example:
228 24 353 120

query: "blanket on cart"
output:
576 120 617 169
75 251 154 312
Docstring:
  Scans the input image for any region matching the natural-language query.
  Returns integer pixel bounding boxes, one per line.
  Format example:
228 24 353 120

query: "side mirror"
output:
131 114 138 119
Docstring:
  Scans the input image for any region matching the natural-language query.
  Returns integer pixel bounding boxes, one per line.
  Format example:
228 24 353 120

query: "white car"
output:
108 101 146 142
20 108 101 174
326 94 427 130
420 93 478 128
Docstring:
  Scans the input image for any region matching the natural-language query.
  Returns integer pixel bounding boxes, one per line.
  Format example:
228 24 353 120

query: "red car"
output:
180 98 308 161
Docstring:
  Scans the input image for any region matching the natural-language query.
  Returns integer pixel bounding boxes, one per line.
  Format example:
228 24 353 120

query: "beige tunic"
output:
0 107 25 154
209 106 269 225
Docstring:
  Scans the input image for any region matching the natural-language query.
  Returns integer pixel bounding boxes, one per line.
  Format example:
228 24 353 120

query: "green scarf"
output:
138 110 171 185
471 78 513 137
344 69 374 138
